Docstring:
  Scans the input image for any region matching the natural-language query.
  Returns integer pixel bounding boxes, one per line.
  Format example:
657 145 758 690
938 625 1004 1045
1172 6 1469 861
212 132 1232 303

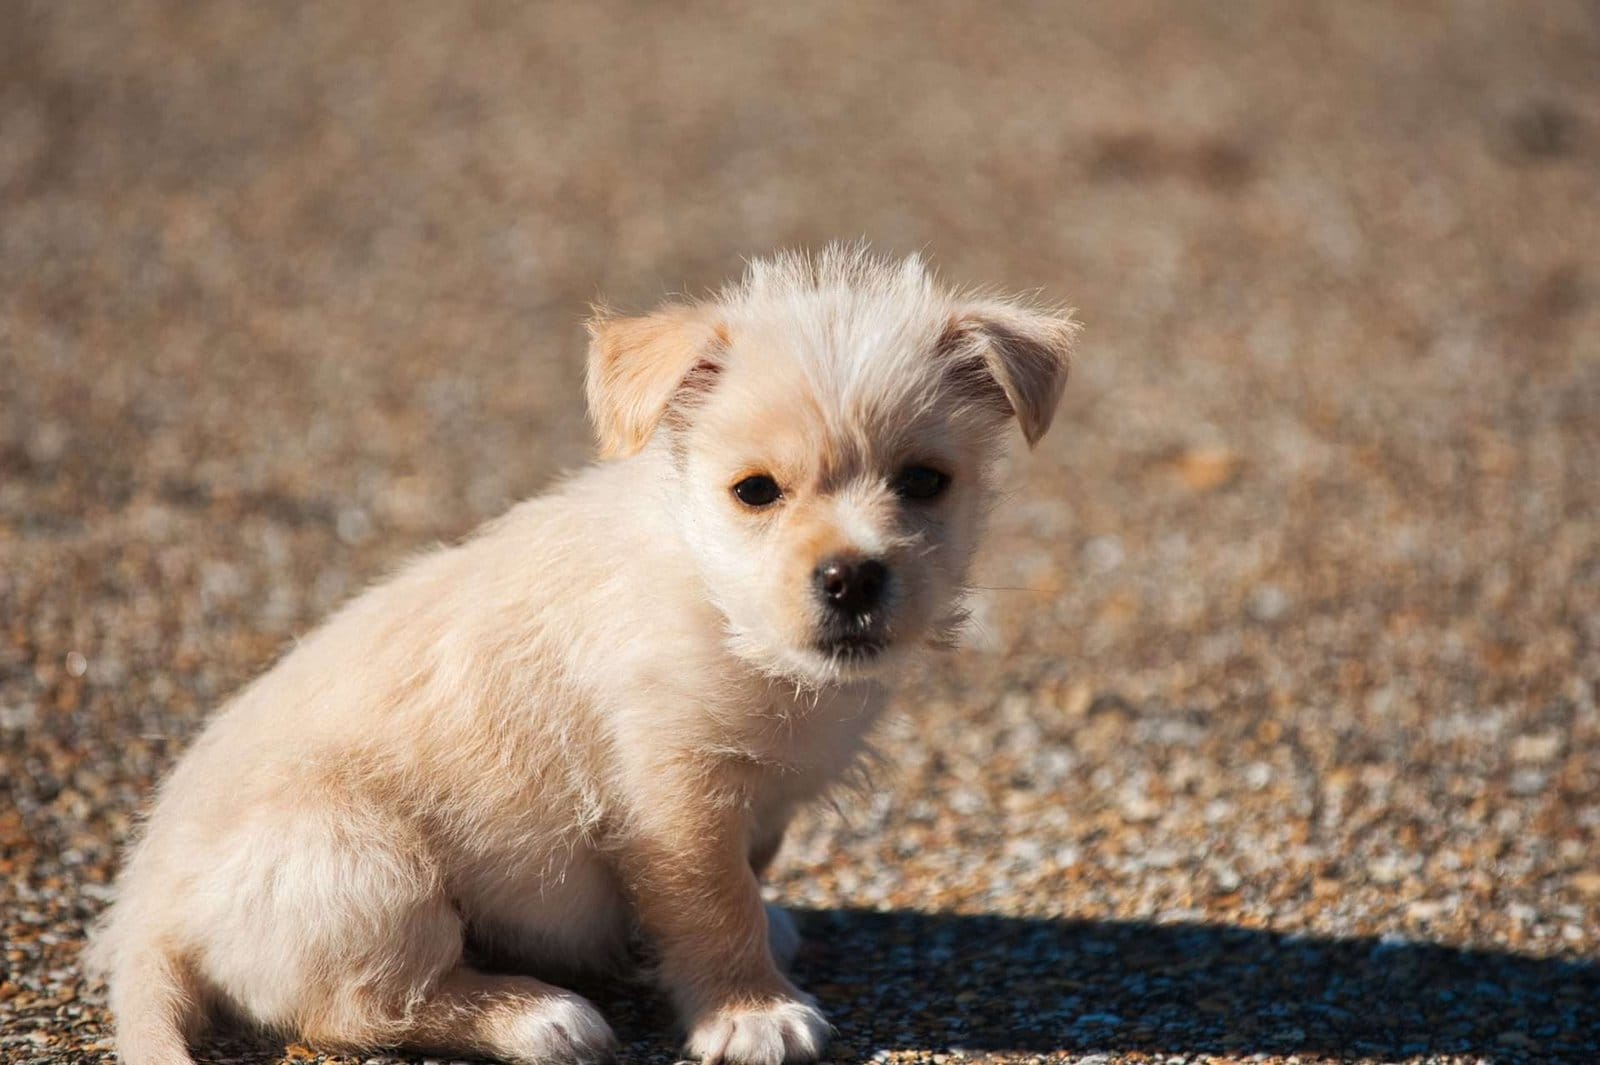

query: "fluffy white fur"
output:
91 246 1077 1065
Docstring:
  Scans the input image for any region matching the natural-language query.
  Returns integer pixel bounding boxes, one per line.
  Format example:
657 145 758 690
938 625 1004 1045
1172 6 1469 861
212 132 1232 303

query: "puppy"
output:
91 246 1077 1065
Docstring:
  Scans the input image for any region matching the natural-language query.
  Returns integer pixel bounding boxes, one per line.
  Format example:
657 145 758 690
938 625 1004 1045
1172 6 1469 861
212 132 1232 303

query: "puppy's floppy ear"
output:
939 299 1079 447
585 304 727 459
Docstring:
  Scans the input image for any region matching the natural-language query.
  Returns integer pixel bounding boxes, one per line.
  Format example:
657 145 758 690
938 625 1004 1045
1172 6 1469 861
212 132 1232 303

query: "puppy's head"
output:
587 246 1077 685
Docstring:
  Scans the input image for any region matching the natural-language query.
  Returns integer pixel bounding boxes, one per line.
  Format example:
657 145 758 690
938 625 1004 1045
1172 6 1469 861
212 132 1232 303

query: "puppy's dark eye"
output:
732 474 782 508
895 465 950 501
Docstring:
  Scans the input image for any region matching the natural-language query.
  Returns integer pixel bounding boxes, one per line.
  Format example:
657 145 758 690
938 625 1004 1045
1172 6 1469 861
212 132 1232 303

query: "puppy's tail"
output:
103 943 203 1065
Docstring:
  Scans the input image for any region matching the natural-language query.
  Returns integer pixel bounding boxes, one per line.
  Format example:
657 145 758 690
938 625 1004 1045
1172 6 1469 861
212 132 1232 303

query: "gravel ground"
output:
3 3 1598 1064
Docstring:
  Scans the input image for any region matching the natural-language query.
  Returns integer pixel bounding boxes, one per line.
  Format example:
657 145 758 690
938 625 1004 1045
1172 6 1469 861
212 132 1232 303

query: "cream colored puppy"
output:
92 246 1077 1065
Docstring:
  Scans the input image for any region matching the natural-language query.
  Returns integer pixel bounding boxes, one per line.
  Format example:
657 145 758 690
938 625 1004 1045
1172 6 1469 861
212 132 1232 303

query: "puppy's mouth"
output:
817 632 888 661
815 614 892 662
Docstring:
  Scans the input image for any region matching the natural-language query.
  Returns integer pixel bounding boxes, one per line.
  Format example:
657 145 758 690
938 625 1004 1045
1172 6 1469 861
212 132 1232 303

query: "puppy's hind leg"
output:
398 968 617 1065
199 807 614 1064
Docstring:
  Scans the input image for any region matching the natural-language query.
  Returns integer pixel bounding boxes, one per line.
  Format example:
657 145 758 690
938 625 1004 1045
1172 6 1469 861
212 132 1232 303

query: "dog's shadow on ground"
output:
194 907 1599 1063
766 908 1600 1063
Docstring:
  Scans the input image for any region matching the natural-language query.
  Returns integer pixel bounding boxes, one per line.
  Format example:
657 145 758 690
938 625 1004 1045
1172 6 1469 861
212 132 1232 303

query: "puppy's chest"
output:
742 684 886 789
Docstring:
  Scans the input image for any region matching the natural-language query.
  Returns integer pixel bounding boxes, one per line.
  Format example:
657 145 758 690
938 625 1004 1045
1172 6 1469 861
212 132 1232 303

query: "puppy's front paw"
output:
685 997 830 1065
765 903 802 972
502 992 618 1065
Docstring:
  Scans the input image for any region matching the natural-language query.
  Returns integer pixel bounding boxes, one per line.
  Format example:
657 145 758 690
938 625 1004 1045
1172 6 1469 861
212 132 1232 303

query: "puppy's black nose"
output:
814 556 889 615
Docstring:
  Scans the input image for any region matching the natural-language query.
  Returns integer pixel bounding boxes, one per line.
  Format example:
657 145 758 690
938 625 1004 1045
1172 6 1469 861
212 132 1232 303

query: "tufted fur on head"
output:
586 245 1078 461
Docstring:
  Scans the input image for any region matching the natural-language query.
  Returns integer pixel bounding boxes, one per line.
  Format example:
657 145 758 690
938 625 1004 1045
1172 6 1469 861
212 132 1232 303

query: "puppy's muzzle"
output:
813 554 891 656
815 555 887 614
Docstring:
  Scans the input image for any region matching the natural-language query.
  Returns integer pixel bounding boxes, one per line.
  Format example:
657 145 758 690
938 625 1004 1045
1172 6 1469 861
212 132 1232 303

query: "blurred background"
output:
2 3 1597 1063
